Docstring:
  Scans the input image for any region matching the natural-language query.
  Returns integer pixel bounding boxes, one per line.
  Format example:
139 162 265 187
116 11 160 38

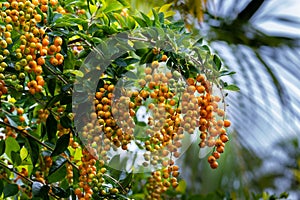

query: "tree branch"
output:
236 0 265 21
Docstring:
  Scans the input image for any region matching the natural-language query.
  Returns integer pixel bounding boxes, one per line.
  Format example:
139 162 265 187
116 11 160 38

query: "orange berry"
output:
144 67 152 74
74 188 82 196
54 37 63 46
186 78 195 86
220 134 229 143
50 57 59 66
19 115 26 122
210 161 218 169
107 85 114 92
207 155 216 164
213 151 220 159
161 54 168 61
50 0 58 6
49 45 57 53
151 61 159 68
55 53 64 60
37 57 45 65
42 38 49 46
17 108 24 115
196 74 206 83
224 120 231 127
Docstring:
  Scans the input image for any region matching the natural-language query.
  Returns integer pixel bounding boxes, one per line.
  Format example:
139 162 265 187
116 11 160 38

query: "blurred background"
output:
131 0 300 199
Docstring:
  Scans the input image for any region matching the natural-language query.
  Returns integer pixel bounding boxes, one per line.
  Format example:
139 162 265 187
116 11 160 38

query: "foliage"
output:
0 0 240 199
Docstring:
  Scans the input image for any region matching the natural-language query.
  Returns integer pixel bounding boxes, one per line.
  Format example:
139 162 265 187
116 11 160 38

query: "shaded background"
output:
131 0 300 199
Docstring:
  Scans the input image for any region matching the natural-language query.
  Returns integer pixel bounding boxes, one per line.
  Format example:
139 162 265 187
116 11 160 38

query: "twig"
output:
0 162 33 184
43 64 70 86
103 174 126 194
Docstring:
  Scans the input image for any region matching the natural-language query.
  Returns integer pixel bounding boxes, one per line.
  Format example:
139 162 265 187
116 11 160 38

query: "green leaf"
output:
47 77 56 97
51 133 70 157
63 69 84 77
25 138 40 167
132 16 147 27
60 116 72 129
32 182 50 199
46 4 54 24
52 186 69 198
46 114 57 142
20 146 28 161
140 12 152 26
0 180 3 196
46 94 64 108
223 84 240 91
5 136 20 161
136 121 147 127
103 0 124 13
213 54 222 71
72 165 80 184
219 70 236 77
5 115 18 128
120 173 133 188
3 183 19 198
152 9 160 26
175 180 186 194
11 151 22 166
139 49 154 65
125 71 138 79
47 156 67 183
159 3 173 13
0 140 5 156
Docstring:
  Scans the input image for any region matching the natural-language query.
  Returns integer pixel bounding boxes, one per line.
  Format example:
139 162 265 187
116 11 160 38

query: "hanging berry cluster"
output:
80 50 232 199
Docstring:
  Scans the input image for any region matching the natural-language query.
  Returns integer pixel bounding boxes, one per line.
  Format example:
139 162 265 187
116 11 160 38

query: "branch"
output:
0 161 33 184
0 121 78 170
236 0 265 21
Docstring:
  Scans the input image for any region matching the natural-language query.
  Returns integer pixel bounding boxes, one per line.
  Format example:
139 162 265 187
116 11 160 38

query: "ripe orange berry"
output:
54 37 63 46
151 61 159 68
37 57 45 65
196 74 206 83
50 57 59 66
17 108 24 115
74 188 82 196
224 120 231 127
42 38 49 46
19 115 26 122
213 151 220 159
216 145 224 153
50 0 58 6
220 134 229 143
144 67 152 74
208 155 216 164
210 161 218 169
187 85 196 93
187 78 195 86
55 53 64 60
161 54 168 61
49 45 57 53
196 85 205 93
